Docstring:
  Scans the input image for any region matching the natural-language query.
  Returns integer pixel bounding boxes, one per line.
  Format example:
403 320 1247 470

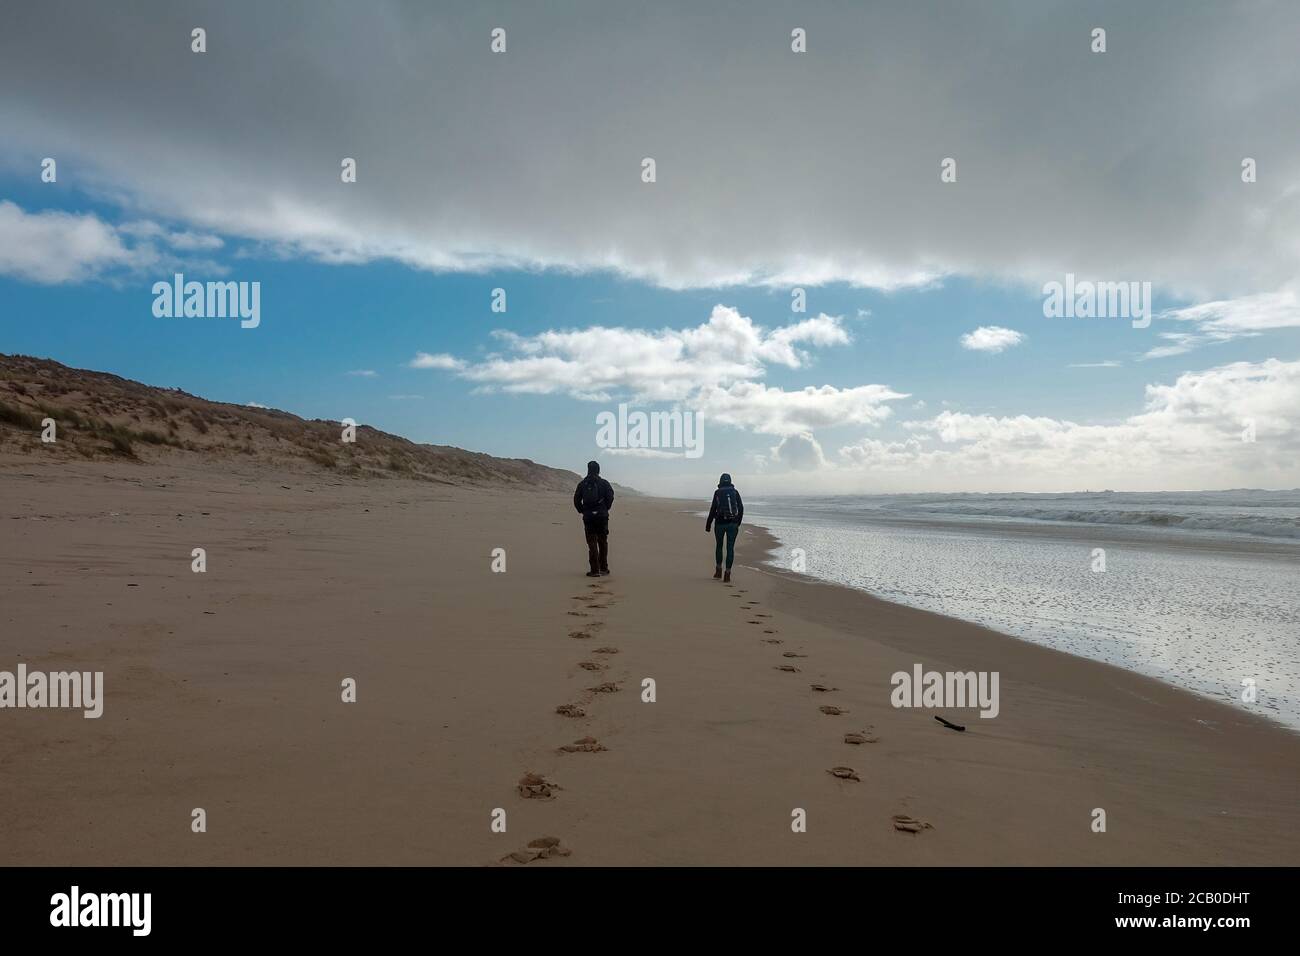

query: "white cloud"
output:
0 201 233 285
409 353 464 370
118 220 224 251
246 401 269 409
415 305 906 436
421 306 851 402
770 432 828 470
1137 358 1297 441
604 447 682 459
0 201 140 283
1144 289 1298 358
835 359 1300 490
1162 290 1300 333
1068 360 1121 368
165 231 224 252
695 381 906 436
754 313 851 365
1142 332 1214 360
960 326 1024 353
838 436 928 469
346 369 378 377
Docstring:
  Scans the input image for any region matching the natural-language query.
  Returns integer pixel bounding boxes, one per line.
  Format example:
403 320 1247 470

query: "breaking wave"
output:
889 499 1300 539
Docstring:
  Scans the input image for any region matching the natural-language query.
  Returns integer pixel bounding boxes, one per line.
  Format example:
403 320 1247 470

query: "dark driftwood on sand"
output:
935 715 966 732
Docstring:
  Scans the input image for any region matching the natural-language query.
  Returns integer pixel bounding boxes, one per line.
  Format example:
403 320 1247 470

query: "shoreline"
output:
742 514 1299 738
742 511 1300 735
2 458 1298 865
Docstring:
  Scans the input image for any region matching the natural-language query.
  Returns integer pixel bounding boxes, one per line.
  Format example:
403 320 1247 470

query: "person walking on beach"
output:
574 460 614 577
705 472 743 582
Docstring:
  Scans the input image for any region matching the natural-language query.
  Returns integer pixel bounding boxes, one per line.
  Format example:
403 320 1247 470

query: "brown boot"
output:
723 570 731 583
713 566 722 579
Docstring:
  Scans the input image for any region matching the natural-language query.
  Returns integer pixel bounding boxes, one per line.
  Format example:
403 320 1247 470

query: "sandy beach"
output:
3 455 1298 866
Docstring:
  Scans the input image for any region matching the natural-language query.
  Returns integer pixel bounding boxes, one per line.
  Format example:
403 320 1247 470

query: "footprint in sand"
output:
827 766 861 782
892 814 934 834
775 665 801 673
762 638 783 644
782 651 807 658
592 646 620 654
501 836 573 864
558 736 606 753
763 629 778 635
747 620 764 625
517 773 560 799
755 613 771 618
588 681 621 693
577 661 604 671
555 703 586 718
566 611 589 618
569 630 594 639
810 683 838 692
844 730 879 745
586 603 609 609
819 705 848 716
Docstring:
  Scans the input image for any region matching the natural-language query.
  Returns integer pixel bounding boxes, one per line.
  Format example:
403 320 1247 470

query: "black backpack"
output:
716 487 739 521
580 477 605 513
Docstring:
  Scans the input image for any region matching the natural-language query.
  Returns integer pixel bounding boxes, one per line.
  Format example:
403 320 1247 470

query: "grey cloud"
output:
2 1 1298 298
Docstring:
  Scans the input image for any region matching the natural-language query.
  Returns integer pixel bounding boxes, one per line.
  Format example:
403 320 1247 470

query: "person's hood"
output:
587 460 601 476
717 473 732 487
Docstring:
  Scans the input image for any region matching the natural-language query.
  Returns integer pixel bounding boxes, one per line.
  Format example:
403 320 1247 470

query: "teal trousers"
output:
713 522 739 569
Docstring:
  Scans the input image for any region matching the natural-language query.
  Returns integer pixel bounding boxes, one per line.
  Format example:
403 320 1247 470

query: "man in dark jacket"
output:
705 472 743 582
573 460 615 577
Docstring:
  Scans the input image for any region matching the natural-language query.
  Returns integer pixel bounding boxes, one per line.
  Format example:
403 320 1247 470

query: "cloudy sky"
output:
1 0 1298 495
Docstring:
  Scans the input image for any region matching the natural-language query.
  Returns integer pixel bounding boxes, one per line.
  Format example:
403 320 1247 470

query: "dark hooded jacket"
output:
573 460 615 524
705 473 743 530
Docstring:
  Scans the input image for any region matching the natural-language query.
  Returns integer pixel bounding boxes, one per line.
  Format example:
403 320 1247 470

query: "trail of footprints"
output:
509 573 930 862
734 583 933 837
504 580 623 864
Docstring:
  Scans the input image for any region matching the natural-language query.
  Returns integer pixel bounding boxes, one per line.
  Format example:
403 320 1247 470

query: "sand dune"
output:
0 353 596 491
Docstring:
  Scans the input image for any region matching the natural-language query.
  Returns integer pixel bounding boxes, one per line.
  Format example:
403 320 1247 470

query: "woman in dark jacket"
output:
704 473 743 582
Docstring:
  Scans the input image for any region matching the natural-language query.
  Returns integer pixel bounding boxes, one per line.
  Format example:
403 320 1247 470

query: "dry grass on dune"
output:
0 353 586 491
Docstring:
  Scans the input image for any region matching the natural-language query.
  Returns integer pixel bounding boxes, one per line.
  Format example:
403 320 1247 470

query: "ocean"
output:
748 490 1300 732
